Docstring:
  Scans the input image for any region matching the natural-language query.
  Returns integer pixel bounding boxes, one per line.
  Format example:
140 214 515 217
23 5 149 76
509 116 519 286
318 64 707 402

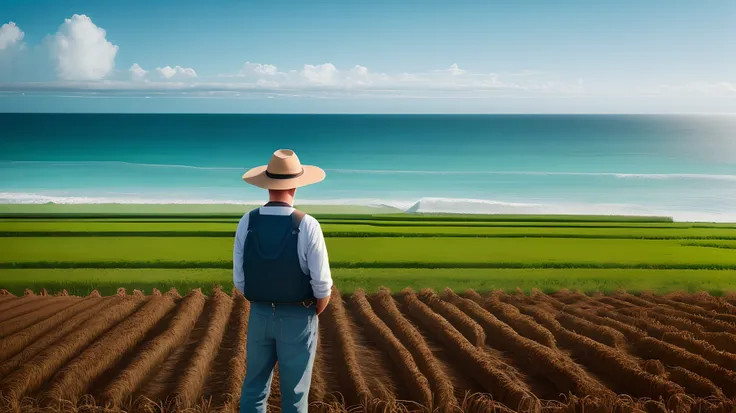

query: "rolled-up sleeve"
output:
304 218 333 298
232 214 249 294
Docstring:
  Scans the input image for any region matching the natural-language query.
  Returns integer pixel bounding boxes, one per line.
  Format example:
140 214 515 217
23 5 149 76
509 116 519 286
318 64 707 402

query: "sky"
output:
0 0 735 113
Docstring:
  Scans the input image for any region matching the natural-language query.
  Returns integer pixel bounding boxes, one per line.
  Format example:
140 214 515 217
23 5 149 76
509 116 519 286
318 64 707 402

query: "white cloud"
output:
47 14 118 81
156 65 197 79
446 63 466 75
0 57 586 99
129 63 147 80
240 62 278 76
351 65 368 76
0 22 24 50
302 63 338 85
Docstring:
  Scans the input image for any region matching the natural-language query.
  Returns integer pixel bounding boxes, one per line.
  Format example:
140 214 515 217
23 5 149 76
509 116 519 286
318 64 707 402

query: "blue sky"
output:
0 0 735 113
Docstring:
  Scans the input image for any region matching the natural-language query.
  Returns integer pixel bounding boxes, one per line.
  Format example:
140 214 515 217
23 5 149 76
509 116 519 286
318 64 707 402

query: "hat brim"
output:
242 164 326 190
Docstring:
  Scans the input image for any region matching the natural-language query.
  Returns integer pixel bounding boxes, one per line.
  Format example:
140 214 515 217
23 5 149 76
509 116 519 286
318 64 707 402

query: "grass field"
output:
3 268 736 297
1 206 736 295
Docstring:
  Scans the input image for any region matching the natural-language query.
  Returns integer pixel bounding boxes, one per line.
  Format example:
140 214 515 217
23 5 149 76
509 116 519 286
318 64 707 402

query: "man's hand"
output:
315 296 330 316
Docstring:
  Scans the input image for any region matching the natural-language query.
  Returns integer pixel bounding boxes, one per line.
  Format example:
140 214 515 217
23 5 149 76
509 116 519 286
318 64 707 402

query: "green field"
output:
1 206 735 296
2 268 735 297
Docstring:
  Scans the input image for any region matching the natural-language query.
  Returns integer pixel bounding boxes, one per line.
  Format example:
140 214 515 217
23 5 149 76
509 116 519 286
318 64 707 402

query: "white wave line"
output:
2 161 735 181
1 160 244 171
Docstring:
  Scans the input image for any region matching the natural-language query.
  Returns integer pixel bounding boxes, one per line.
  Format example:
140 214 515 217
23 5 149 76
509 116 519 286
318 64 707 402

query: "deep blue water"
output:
1 114 735 220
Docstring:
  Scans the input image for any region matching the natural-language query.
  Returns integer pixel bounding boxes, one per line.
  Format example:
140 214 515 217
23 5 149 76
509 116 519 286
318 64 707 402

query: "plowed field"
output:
2 287 736 413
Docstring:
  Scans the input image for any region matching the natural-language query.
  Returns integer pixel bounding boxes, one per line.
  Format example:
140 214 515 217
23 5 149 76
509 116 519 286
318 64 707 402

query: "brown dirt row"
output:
351 289 432 408
169 287 233 408
0 296 117 378
369 288 460 413
132 290 214 406
41 290 180 406
399 288 540 412
341 297 402 403
581 303 736 398
201 289 249 411
598 305 736 372
442 289 604 400
0 296 107 363
0 295 147 407
667 291 736 316
0 298 84 339
0 295 46 321
100 289 207 407
318 288 372 408
635 337 736 397
640 292 736 324
469 290 557 349
611 292 736 334
507 298 682 400
417 289 486 347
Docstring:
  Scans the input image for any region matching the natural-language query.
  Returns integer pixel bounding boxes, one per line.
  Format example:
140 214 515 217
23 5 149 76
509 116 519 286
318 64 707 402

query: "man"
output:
233 149 333 413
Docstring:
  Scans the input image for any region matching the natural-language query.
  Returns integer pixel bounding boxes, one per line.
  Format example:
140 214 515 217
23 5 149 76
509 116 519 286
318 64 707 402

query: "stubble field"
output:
3 287 736 413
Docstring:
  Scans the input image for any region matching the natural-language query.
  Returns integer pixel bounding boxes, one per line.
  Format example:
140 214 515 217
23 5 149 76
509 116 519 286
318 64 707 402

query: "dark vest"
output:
241 204 315 303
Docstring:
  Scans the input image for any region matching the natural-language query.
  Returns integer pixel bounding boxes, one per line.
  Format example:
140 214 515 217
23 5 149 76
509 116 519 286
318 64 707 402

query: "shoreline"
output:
0 202 733 223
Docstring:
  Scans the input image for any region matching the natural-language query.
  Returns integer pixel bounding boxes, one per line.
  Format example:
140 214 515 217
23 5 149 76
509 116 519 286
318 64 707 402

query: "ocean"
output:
1 114 735 221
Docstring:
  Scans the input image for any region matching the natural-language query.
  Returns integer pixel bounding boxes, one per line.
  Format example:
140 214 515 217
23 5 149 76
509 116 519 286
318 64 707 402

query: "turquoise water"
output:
1 114 735 221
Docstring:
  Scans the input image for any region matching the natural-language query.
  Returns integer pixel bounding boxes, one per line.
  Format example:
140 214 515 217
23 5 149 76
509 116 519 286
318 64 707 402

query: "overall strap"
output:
291 209 306 232
247 208 261 231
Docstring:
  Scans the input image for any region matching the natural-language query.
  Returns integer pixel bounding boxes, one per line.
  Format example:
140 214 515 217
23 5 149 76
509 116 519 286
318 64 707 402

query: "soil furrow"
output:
642 292 736 324
370 288 460 413
668 292 736 316
169 287 233 408
202 289 249 411
511 299 682 399
0 298 83 339
41 290 179 406
0 296 47 323
417 289 486 347
318 287 372 408
635 337 736 397
351 289 432 408
468 290 557 349
400 288 539 412
0 295 146 407
100 289 206 408
342 293 401 404
443 289 604 400
0 296 106 363
134 291 213 406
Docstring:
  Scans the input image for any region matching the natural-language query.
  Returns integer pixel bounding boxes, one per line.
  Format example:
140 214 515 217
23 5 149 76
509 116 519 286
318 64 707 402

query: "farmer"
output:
233 149 333 413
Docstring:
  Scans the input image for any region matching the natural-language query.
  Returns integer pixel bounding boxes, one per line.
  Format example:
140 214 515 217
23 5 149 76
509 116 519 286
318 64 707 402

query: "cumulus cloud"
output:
129 63 147 80
47 14 118 81
302 63 338 84
0 22 24 50
156 65 197 79
239 62 278 76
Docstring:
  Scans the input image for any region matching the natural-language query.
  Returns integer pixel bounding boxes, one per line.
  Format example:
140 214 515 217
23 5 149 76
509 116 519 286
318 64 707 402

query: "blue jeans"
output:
240 302 318 413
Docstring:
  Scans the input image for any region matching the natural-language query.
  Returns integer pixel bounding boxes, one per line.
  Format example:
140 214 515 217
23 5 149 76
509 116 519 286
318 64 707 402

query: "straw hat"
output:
242 149 326 190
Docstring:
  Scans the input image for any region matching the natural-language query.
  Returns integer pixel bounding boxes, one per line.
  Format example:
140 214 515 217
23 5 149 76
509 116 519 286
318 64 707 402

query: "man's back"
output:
232 203 333 301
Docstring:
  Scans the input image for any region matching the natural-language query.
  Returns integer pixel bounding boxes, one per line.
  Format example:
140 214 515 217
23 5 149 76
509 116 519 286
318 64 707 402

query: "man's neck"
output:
265 200 293 207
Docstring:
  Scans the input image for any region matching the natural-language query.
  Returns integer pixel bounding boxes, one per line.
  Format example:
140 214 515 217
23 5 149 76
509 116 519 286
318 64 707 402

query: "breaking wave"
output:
2 192 735 222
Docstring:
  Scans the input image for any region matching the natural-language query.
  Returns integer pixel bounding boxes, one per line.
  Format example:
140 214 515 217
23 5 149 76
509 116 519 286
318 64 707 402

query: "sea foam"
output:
2 192 735 222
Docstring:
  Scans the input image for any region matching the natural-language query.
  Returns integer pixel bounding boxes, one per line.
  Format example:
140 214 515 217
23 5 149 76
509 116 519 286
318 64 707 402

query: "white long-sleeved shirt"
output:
232 205 333 299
